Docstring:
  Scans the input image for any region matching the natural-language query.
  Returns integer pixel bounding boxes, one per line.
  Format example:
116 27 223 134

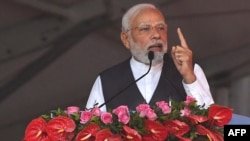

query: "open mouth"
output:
148 43 163 51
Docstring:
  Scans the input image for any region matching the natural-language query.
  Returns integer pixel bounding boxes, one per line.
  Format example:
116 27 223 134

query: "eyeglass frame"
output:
125 23 167 35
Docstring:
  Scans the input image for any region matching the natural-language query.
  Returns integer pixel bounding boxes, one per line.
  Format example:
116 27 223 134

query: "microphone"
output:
98 51 154 108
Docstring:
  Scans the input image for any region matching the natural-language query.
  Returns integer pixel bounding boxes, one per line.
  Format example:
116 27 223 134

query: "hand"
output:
171 27 196 84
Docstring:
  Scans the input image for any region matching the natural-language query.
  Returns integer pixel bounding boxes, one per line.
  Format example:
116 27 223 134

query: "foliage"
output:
23 96 233 141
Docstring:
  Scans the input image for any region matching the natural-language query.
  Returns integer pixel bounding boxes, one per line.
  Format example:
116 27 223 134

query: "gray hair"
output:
121 3 157 32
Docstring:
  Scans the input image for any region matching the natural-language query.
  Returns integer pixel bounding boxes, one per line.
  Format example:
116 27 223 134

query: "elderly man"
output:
86 3 214 111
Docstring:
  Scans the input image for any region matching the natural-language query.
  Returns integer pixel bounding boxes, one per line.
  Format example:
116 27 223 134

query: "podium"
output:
229 114 250 125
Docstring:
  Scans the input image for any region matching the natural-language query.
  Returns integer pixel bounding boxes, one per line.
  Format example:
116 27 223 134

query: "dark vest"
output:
100 54 187 110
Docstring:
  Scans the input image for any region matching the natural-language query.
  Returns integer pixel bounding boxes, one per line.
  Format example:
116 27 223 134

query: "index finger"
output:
177 27 188 48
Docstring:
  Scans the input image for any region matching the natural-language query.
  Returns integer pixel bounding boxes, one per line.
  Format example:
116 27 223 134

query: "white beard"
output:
129 38 167 66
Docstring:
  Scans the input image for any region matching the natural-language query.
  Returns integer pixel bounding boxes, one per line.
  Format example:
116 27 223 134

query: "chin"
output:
152 53 164 65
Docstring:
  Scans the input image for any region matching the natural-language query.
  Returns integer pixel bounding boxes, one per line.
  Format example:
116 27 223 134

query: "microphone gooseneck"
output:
98 51 154 108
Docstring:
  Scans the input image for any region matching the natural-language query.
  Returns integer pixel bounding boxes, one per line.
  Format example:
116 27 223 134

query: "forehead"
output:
131 8 165 26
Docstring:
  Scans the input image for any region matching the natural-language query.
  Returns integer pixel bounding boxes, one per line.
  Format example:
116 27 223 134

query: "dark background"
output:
1 0 250 140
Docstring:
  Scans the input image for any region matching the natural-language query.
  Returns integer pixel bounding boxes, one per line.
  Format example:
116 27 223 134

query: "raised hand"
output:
171 27 196 84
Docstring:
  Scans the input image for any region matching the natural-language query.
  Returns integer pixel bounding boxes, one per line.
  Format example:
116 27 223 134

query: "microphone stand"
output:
98 51 154 108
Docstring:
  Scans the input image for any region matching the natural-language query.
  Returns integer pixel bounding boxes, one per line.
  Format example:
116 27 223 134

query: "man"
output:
86 3 214 111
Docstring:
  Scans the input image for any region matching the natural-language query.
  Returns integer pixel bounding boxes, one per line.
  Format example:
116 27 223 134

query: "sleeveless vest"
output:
100 53 187 110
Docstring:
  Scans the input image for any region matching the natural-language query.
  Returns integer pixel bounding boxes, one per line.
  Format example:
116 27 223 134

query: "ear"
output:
120 32 130 49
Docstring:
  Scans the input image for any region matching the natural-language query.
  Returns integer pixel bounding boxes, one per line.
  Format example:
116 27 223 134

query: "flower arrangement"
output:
23 96 233 141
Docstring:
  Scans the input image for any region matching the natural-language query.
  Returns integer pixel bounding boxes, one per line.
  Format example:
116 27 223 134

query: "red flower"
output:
95 129 122 141
196 124 223 141
175 135 192 141
45 116 76 141
186 115 208 125
208 104 233 127
164 120 190 136
143 120 168 141
123 125 142 141
23 98 230 141
24 117 49 141
75 124 100 141
210 130 224 141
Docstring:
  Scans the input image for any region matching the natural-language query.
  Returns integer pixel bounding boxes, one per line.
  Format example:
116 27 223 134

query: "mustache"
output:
147 40 164 50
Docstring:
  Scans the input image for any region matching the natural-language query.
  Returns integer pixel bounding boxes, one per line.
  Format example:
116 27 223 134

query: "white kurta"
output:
86 57 214 111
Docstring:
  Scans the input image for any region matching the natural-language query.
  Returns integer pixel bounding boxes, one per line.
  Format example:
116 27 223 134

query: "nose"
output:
150 27 161 39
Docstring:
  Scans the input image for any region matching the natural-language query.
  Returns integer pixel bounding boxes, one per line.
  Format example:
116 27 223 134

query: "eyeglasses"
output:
126 23 167 35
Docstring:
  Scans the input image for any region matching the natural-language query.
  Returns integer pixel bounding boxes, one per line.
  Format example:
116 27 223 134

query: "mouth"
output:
148 43 163 51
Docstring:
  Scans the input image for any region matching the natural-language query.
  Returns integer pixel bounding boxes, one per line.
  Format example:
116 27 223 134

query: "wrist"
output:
183 73 196 84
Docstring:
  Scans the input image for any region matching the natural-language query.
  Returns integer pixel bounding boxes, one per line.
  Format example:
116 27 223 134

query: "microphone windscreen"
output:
148 51 154 61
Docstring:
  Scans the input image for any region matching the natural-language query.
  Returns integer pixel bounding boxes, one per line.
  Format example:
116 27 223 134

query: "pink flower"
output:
117 112 130 124
136 104 157 120
136 104 151 118
80 110 93 124
184 96 196 105
138 111 147 118
136 104 150 112
112 105 130 124
23 97 229 141
156 101 172 114
101 112 113 124
180 107 191 117
91 107 101 116
113 105 129 115
66 106 80 115
145 108 157 121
